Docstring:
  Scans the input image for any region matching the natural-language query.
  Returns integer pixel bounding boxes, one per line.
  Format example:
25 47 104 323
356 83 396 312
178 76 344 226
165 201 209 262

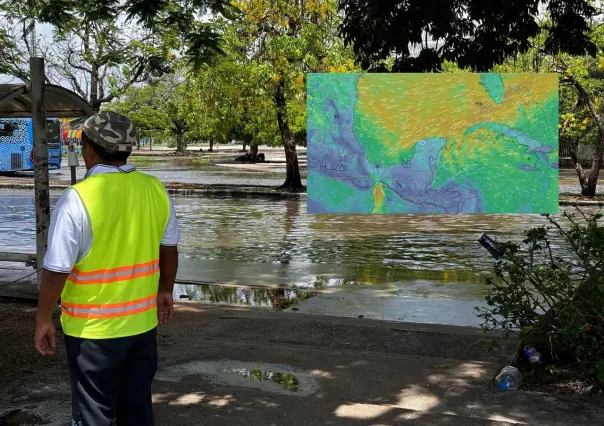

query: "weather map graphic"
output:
306 73 559 214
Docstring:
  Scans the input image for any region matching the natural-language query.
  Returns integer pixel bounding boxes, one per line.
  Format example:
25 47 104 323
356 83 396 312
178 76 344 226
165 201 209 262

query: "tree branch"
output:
66 49 92 73
568 137 586 181
565 74 604 133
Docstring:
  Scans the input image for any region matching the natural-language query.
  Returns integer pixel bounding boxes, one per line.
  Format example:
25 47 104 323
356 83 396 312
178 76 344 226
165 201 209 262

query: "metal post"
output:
31 57 49 289
67 143 79 185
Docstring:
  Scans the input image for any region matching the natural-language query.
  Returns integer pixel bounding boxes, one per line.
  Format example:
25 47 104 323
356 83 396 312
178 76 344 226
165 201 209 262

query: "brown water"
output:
1 190 598 286
49 153 308 187
13 153 602 192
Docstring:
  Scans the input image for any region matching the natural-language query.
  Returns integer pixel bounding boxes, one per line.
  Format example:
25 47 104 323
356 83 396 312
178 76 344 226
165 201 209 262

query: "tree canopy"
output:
338 0 597 72
0 0 237 70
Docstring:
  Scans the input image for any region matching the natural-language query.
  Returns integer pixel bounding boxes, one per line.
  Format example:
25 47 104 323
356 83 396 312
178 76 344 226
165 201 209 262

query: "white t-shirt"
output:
43 163 180 273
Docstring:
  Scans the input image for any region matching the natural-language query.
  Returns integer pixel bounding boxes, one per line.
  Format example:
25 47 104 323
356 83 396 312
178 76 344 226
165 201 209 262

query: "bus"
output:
0 118 62 172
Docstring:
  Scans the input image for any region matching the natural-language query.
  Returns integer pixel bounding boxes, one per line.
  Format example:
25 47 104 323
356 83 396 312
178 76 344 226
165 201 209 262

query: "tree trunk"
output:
242 141 247 152
570 128 604 198
176 131 186 155
250 142 259 161
209 137 214 152
274 77 304 192
569 77 604 197
582 129 604 197
90 63 100 112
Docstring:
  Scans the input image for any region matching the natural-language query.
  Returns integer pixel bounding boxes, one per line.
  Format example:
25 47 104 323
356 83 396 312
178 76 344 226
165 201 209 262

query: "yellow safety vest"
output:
60 171 170 339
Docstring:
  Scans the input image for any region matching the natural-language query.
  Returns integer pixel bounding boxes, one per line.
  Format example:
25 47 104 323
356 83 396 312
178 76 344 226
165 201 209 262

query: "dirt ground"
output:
2 299 604 426
0 300 219 388
0 300 65 386
0 299 600 400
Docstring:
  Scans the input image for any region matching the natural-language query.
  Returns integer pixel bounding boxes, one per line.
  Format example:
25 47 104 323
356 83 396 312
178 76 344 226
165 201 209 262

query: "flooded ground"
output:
44 149 308 187
1 189 599 282
4 150 598 193
0 154 602 325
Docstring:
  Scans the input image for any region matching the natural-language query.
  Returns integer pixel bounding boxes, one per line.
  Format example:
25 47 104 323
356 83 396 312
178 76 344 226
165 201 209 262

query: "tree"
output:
222 0 356 191
191 59 248 153
490 16 604 197
338 0 596 72
110 73 196 154
558 52 604 197
1 0 238 71
0 2 176 111
339 1 604 196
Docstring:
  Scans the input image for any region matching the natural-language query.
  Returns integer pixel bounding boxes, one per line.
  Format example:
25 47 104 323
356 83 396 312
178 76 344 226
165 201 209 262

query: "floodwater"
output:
1 189 599 281
44 155 597 193
49 152 308 187
0 156 602 325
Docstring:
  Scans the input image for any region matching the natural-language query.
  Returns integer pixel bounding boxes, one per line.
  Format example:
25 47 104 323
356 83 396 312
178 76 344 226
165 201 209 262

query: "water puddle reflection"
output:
229 368 299 392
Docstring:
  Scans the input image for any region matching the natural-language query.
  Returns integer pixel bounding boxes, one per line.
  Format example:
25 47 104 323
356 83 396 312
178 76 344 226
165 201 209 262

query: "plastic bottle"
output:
494 366 522 390
523 345 542 365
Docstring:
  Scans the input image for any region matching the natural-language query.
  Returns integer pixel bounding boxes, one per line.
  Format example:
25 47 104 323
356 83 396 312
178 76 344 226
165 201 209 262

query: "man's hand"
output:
35 269 67 356
34 320 56 355
157 291 174 326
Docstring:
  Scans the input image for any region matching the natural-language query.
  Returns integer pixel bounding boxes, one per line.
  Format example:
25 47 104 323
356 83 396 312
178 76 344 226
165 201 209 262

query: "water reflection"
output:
0 190 601 289
229 367 299 392
174 283 319 310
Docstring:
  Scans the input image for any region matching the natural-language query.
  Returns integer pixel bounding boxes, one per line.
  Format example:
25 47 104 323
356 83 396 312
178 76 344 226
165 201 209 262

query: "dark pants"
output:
65 328 158 426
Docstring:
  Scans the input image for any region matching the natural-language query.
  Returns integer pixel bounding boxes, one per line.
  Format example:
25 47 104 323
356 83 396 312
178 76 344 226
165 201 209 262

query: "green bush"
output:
478 209 604 379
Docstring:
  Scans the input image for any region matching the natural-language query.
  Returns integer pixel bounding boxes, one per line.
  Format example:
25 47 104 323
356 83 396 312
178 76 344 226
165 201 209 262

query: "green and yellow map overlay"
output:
307 73 559 214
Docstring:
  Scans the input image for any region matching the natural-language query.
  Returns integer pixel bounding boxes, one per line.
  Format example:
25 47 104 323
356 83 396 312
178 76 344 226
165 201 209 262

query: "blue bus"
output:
0 118 62 172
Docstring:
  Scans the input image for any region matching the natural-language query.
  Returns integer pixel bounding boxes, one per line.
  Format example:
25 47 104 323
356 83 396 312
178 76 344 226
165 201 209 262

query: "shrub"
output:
478 208 604 378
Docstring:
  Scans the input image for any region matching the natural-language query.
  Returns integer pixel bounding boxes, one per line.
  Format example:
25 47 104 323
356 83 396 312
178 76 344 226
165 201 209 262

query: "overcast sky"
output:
0 22 53 84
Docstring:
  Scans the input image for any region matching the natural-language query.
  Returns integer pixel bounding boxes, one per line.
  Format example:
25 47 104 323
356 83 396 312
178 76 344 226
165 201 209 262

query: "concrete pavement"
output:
0 260 491 327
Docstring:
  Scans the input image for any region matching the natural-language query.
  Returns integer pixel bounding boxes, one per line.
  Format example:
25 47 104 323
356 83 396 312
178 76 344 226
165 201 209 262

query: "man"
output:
34 112 180 426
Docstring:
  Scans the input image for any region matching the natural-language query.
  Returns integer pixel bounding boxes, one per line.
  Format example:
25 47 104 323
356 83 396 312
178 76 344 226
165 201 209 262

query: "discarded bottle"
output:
494 366 522 390
523 345 542 365
477 233 504 259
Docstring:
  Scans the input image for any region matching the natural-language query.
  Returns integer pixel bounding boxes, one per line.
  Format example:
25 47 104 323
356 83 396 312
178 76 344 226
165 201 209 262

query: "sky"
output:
0 22 53 84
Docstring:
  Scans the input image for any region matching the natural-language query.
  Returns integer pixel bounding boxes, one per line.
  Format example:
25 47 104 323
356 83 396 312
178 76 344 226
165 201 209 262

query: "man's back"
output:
61 171 170 339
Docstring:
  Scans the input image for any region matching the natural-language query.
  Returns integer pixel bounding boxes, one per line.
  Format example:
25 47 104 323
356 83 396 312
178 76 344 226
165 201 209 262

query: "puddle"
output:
156 360 321 397
174 283 320 310
229 368 299 392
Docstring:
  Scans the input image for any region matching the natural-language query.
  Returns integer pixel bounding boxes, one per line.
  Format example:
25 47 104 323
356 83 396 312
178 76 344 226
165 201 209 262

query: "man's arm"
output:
157 245 178 326
157 189 180 325
35 189 83 355
37 270 68 320
159 245 178 294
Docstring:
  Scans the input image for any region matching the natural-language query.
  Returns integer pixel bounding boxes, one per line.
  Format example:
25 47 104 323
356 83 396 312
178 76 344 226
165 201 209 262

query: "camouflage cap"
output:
81 111 136 152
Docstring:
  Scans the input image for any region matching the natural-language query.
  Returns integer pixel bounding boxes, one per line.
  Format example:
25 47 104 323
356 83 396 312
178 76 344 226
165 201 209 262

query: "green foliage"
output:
108 72 196 151
339 0 596 72
596 359 604 384
221 0 356 149
2 0 236 70
105 0 355 159
478 209 604 374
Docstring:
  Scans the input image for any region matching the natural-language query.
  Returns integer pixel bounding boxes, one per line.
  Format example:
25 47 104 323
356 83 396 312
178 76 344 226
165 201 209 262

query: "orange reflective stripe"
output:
61 294 157 319
71 260 159 277
68 259 159 285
